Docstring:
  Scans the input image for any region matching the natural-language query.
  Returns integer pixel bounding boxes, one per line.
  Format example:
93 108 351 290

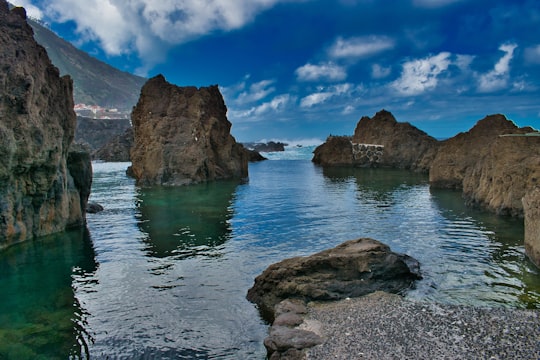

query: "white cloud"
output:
371 64 391 79
231 94 294 119
477 43 517 93
236 79 276 104
391 52 452 96
524 44 540 65
295 62 347 82
328 35 394 59
36 0 291 74
300 83 352 107
9 0 43 19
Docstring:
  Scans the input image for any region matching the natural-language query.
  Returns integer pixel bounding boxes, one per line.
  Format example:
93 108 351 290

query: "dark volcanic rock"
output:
352 109 438 172
93 127 133 162
129 75 248 186
430 114 539 216
312 136 354 166
247 238 421 322
0 1 91 248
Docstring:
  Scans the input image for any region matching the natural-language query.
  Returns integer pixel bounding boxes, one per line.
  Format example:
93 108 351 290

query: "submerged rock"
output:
523 188 540 267
129 75 248 186
246 238 421 322
0 1 91 248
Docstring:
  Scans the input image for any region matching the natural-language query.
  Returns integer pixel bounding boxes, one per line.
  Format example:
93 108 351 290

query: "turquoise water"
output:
1 148 539 358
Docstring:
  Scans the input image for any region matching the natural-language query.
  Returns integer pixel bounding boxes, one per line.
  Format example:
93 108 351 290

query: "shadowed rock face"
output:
0 2 91 248
129 75 248 186
246 238 421 322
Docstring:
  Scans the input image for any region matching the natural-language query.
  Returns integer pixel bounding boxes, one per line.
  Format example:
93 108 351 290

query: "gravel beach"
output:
304 292 540 360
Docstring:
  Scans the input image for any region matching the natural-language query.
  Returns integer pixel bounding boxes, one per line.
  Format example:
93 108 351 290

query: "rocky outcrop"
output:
430 115 539 216
129 75 248 186
0 2 91 248
352 110 438 171
246 238 421 322
312 136 354 166
523 188 540 267
312 110 438 171
93 127 133 161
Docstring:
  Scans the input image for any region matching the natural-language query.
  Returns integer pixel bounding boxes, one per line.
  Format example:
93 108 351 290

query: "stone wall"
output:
352 143 384 166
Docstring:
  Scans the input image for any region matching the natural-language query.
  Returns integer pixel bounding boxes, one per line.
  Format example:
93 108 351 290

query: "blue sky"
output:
13 0 540 142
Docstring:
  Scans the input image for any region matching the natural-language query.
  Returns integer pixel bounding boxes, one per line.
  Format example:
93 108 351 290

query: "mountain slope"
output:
27 18 146 110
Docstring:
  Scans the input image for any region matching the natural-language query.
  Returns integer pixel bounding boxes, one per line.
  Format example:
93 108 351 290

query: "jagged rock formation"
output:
93 127 133 162
0 2 91 248
312 136 354 166
129 75 248 186
430 115 539 216
523 188 540 267
247 238 421 322
313 111 539 218
313 110 438 171
352 110 438 172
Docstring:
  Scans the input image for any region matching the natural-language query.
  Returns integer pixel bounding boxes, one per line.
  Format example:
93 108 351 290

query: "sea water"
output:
0 145 539 359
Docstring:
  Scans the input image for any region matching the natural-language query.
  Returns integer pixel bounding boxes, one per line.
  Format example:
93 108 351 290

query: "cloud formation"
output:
328 36 395 59
295 62 347 82
35 0 290 74
477 43 517 93
300 84 352 108
392 52 452 95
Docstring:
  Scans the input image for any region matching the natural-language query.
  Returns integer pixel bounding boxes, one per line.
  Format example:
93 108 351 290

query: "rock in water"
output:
129 75 248 186
352 110 438 172
246 238 421 321
0 2 92 248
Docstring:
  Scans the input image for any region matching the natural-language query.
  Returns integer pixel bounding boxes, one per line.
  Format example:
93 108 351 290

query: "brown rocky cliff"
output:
430 114 539 216
352 110 438 172
0 1 91 248
129 75 248 186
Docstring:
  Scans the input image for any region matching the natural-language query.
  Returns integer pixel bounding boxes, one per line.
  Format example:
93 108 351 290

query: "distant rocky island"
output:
313 109 540 267
0 2 91 248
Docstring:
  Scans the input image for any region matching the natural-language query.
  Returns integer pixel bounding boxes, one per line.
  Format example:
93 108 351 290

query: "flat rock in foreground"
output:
247 238 421 321
306 291 540 360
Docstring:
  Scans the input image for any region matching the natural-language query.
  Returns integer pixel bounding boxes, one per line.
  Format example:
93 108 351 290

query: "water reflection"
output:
0 227 98 359
135 180 240 258
430 188 540 308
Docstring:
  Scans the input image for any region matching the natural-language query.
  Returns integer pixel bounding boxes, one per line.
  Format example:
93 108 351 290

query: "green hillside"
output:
28 18 146 110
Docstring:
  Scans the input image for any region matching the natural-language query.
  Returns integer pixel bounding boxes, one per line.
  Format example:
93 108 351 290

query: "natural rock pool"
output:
1 153 539 358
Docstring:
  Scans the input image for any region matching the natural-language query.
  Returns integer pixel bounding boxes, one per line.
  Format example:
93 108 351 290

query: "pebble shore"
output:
304 292 540 360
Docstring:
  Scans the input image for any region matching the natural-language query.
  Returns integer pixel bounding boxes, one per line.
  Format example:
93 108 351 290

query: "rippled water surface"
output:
1 151 539 358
